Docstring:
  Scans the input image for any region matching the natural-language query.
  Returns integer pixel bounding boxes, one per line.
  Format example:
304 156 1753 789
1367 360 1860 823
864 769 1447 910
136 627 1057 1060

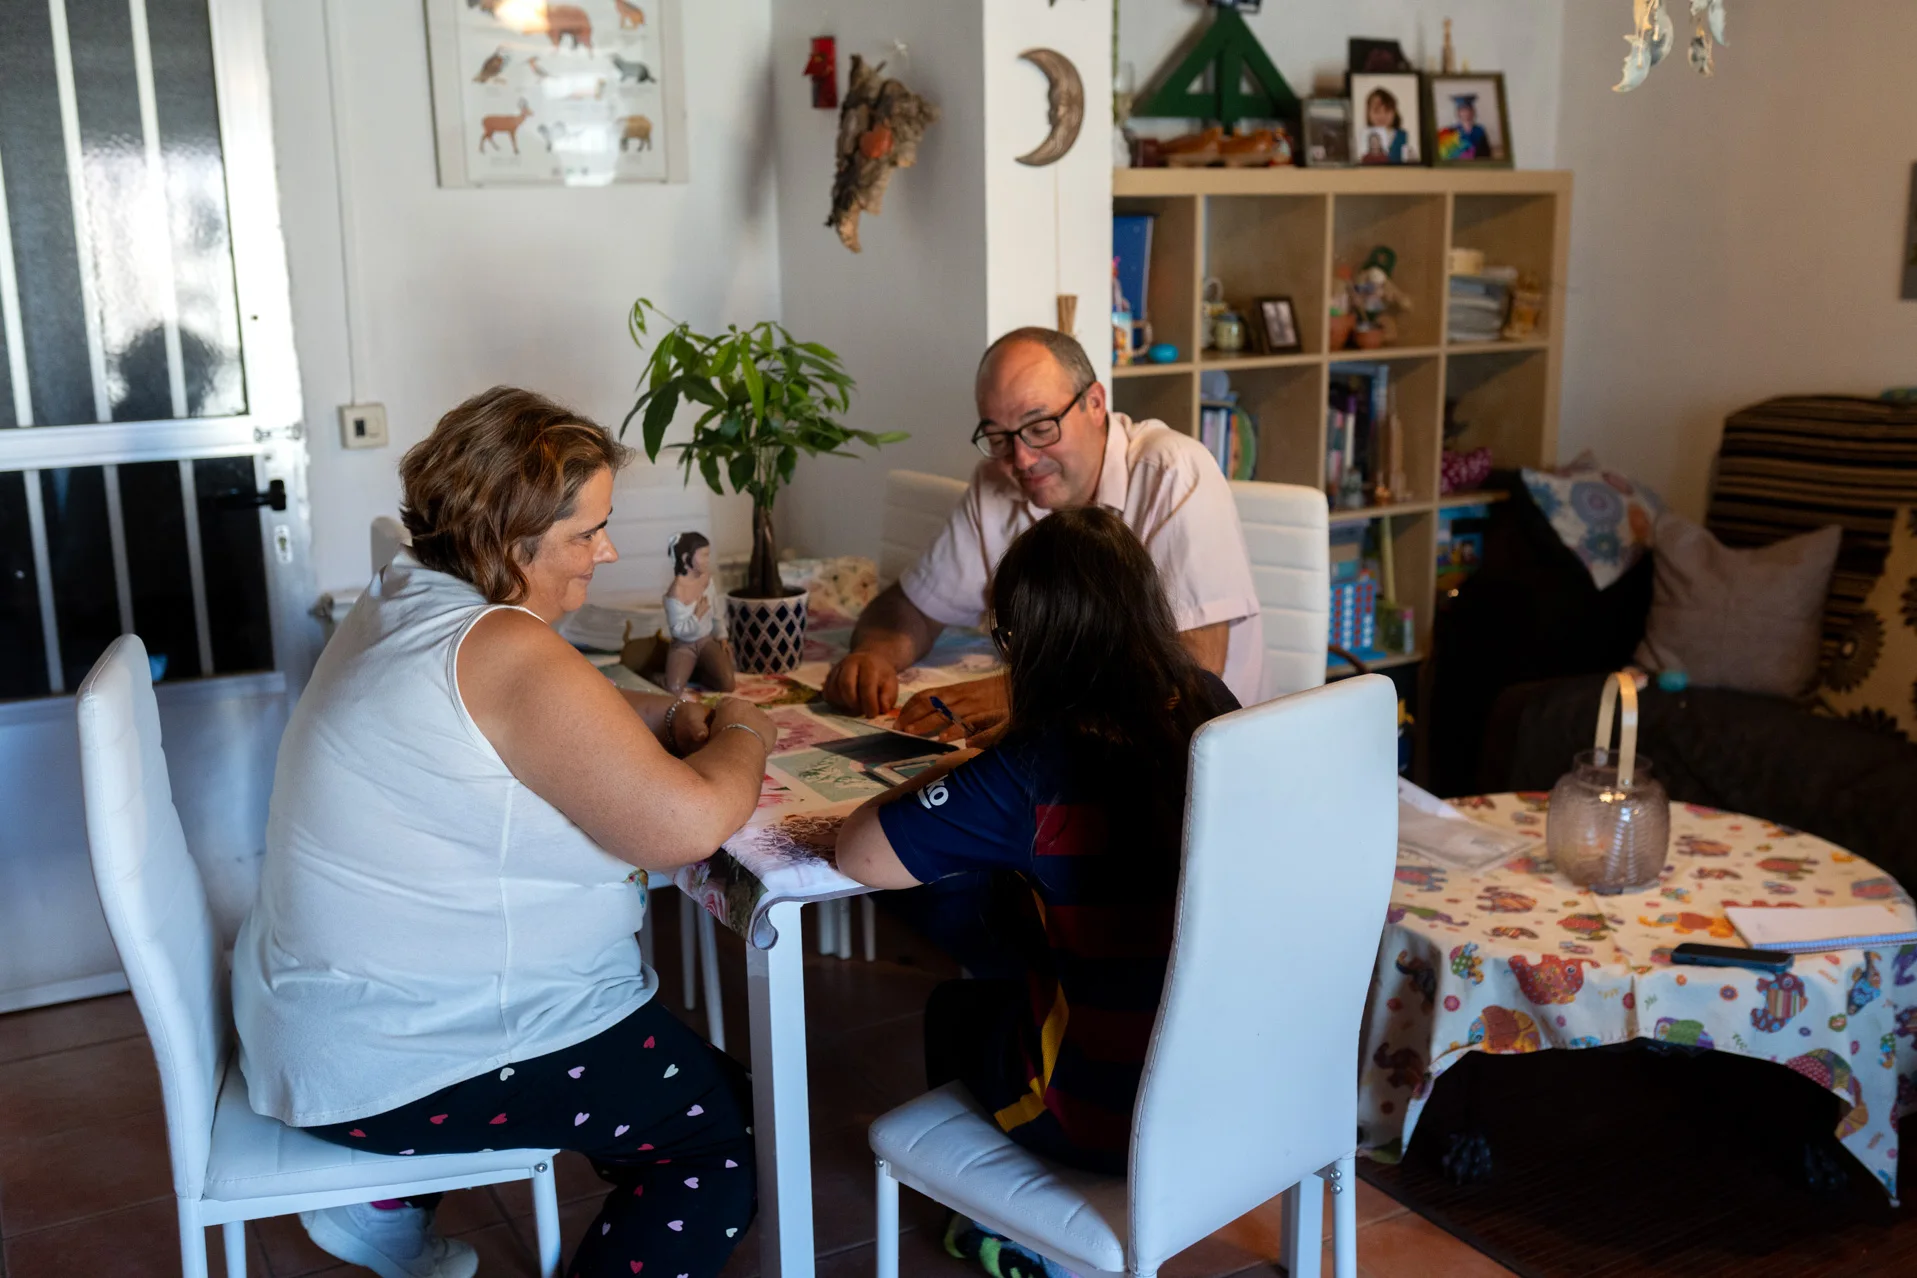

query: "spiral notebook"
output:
1725 904 1917 954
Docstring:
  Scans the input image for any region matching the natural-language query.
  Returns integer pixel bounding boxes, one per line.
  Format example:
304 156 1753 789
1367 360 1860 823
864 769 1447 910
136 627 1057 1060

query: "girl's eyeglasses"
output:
990 624 1013 653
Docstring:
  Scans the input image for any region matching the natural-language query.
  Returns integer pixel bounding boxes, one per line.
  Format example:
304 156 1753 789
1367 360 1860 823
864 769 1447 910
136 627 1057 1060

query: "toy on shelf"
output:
1329 268 1356 350
1348 247 1412 349
1503 272 1545 340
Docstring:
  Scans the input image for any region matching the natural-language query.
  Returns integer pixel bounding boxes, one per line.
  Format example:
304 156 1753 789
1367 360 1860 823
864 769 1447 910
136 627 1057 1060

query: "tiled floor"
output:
0 905 1513 1277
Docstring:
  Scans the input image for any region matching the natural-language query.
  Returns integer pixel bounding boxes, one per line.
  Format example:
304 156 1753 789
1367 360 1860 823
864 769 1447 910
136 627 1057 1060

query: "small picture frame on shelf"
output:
1254 297 1302 355
1425 73 1514 168
1348 38 1414 74
1303 98 1352 167
1349 73 1422 166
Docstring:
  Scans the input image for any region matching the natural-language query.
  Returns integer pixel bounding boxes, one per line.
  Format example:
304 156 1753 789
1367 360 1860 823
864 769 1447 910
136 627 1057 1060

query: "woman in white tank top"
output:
232 388 774 1278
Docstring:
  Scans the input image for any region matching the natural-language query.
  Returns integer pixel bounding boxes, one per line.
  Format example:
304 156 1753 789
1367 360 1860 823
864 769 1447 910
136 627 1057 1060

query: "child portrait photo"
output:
1349 73 1421 166
1428 73 1513 167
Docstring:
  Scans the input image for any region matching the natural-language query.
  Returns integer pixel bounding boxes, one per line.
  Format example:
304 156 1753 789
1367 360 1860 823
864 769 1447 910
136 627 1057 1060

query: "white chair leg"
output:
177 1198 209 1278
698 908 725 1052
874 1157 899 1278
532 1158 563 1278
835 898 853 960
1329 1153 1358 1278
678 891 699 1009
222 1220 247 1278
817 898 837 954
860 895 877 961
1282 1174 1324 1278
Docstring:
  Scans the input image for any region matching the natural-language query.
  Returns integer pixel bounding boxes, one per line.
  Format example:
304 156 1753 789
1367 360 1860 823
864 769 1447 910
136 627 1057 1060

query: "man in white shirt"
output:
824 327 1263 737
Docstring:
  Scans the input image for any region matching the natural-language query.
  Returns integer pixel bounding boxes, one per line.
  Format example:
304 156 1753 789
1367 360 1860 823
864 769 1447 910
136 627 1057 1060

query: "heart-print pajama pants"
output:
306 999 755 1278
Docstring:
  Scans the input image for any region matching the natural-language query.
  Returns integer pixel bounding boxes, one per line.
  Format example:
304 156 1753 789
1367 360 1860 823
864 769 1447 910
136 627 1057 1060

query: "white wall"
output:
1554 0 1917 517
770 0 1114 565
1120 0 1565 169
768 2 989 564
266 0 779 595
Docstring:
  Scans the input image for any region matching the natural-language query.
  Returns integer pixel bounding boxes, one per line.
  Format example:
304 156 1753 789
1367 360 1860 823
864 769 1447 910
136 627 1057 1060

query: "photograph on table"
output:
1426 73 1512 167
1302 97 1352 167
1349 73 1421 166
1254 296 1302 355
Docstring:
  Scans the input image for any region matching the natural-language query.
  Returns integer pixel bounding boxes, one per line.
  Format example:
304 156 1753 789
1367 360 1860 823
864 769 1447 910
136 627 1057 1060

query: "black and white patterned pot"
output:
725 589 809 675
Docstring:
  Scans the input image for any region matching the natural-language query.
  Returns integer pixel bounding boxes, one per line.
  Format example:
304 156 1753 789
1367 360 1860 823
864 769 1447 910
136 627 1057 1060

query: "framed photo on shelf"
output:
1426 73 1513 168
1303 98 1352 167
1254 297 1302 355
424 0 688 188
1349 73 1422 166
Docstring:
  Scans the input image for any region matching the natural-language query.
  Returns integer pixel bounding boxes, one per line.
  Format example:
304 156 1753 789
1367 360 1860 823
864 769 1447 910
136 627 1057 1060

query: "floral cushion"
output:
1819 507 1917 743
1520 453 1665 590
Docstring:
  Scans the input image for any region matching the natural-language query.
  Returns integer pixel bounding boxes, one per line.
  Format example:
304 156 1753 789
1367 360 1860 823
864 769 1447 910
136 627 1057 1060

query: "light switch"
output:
339 403 389 449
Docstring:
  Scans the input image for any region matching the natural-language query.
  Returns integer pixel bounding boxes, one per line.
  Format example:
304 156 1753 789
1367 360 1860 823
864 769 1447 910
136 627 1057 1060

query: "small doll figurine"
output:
662 532 736 694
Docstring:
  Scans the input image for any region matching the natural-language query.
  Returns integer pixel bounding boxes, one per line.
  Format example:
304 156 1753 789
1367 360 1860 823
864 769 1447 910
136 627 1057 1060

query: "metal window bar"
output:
22 472 64 694
128 0 190 421
47 0 114 424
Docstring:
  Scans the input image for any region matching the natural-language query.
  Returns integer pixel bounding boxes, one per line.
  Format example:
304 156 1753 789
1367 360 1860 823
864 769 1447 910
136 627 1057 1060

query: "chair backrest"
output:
1230 480 1330 701
370 514 409 575
75 635 228 1200
880 469 967 582
1127 674 1398 1272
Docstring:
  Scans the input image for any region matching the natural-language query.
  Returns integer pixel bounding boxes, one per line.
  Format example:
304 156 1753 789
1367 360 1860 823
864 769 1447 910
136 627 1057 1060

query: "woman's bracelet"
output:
661 697 687 751
719 721 771 751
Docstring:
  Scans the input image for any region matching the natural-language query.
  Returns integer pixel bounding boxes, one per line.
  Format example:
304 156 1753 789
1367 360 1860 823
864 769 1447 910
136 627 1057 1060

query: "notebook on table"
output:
1725 904 1917 954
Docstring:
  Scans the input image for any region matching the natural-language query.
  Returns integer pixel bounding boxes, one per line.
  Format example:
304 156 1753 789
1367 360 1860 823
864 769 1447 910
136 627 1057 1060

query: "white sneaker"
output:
299 1202 479 1278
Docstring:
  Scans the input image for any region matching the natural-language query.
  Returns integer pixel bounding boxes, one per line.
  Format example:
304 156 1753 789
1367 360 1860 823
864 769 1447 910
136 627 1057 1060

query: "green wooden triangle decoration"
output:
1136 8 1300 131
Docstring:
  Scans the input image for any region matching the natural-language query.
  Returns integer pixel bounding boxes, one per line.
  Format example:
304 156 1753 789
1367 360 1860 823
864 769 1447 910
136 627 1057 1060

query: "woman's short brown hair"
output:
399 386 632 603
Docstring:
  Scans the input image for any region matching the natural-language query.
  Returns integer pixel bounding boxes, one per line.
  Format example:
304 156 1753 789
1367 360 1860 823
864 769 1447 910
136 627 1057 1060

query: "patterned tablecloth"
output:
596 556 1001 949
1359 793 1917 1200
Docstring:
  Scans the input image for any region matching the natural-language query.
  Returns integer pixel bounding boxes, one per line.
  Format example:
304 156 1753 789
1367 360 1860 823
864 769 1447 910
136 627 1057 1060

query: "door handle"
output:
207 478 287 512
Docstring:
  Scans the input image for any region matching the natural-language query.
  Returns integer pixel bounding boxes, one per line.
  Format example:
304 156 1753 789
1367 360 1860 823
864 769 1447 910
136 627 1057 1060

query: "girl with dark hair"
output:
1363 86 1410 164
836 507 1238 1268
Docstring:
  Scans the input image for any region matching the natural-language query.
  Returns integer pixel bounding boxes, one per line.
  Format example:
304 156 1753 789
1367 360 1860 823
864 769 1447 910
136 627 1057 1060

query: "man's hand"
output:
667 697 713 755
824 651 901 719
895 674 1010 742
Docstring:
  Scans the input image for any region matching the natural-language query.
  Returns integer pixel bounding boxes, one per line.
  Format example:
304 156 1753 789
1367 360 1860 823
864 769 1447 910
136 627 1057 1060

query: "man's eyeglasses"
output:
971 384 1090 460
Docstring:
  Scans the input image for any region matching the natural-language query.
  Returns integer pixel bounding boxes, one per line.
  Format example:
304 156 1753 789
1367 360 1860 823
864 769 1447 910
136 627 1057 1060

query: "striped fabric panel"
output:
1705 397 1917 672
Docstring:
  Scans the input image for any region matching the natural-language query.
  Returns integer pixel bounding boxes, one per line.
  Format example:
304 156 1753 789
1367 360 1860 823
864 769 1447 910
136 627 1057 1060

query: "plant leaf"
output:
641 383 682 459
741 357 766 425
698 453 723 495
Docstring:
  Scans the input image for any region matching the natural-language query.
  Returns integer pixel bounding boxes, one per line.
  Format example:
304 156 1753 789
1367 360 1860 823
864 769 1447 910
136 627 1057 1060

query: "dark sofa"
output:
1429 396 1917 893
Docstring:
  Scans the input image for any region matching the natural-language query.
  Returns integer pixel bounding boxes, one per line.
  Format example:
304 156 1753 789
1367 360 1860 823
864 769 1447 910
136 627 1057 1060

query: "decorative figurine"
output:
1349 247 1412 348
662 532 736 694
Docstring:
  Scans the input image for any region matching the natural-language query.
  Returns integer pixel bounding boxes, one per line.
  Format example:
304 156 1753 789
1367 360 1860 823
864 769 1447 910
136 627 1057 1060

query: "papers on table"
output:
1396 778 1533 872
1726 904 1917 954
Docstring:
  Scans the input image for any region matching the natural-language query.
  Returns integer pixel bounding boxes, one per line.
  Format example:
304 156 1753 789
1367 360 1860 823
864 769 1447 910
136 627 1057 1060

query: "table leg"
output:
747 900 815 1278
1283 1175 1323 1278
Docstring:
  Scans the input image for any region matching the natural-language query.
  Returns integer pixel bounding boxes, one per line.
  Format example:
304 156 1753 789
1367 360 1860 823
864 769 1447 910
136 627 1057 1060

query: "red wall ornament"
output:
804 37 838 109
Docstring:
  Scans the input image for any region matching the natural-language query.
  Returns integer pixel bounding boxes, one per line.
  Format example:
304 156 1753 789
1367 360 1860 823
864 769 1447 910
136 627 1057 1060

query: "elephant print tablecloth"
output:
1359 793 1917 1200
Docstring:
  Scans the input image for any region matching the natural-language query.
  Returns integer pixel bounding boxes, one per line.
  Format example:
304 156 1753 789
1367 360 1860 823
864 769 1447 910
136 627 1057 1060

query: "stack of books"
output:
1326 363 1392 505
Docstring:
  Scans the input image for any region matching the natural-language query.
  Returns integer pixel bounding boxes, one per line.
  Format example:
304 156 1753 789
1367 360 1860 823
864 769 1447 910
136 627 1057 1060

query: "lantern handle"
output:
1593 670 1640 788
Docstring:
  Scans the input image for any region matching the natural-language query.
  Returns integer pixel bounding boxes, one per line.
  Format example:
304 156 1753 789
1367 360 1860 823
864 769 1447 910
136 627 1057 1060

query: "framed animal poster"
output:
425 0 688 188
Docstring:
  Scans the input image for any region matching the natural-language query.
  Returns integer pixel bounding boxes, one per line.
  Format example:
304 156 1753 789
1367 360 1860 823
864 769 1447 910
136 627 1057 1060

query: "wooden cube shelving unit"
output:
1111 166 1572 674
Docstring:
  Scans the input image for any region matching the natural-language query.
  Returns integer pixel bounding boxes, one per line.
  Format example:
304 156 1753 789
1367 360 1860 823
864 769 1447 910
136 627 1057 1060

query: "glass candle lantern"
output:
1546 673 1671 893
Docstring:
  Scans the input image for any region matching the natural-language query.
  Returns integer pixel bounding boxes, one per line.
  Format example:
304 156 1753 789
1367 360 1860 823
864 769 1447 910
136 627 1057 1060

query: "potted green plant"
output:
623 300 905 674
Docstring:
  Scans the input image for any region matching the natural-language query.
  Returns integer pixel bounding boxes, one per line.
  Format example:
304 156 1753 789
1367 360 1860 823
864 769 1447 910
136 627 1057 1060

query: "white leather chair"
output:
1230 481 1331 702
75 635 564 1278
369 516 729 1043
869 674 1399 1278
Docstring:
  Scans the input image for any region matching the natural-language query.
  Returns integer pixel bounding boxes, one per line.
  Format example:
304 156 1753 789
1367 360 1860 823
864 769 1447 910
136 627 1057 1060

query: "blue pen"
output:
928 695 974 736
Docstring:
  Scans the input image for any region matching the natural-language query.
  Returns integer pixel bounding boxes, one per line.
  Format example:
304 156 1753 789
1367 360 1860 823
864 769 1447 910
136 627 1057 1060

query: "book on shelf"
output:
1199 400 1259 482
1326 362 1392 505
1113 214 1155 330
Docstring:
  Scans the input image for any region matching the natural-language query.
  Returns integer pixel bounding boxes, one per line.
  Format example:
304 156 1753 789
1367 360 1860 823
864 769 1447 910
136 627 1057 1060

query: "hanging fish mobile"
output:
1616 0 1727 92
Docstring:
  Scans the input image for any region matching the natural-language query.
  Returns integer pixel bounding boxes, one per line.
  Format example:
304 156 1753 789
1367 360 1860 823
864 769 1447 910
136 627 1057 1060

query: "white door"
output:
0 0 311 1011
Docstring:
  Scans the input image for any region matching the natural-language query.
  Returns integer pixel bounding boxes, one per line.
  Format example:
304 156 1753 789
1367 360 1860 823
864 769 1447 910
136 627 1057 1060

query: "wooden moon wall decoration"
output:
1017 48 1083 166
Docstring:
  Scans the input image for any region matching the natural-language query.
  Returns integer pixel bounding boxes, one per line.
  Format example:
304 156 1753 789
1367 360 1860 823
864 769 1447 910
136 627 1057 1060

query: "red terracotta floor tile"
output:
0 994 144 1067
0 1109 172 1237
1 1195 263 1278
0 1035 163 1147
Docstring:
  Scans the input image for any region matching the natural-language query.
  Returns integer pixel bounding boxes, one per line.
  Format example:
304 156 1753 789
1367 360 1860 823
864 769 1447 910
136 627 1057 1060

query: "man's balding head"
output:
973 328 1108 511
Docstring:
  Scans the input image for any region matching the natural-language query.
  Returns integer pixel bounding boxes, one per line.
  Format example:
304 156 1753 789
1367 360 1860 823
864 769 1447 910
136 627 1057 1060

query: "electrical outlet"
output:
339 403 389 450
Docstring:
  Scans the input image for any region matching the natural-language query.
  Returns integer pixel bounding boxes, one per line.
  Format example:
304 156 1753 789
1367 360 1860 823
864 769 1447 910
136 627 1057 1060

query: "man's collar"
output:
1092 411 1129 512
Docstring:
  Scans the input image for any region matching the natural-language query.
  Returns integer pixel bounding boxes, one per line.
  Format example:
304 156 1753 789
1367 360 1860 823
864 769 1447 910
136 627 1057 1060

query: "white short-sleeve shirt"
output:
900 413 1265 704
